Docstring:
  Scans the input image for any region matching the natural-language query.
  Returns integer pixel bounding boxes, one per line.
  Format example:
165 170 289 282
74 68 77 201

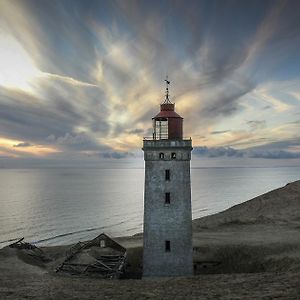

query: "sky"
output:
0 0 300 167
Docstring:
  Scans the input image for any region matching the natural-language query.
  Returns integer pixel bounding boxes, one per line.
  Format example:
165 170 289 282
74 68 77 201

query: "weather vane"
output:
164 75 171 103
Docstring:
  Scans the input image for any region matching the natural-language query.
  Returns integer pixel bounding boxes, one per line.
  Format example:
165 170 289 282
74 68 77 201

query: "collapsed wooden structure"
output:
9 237 51 263
55 233 127 278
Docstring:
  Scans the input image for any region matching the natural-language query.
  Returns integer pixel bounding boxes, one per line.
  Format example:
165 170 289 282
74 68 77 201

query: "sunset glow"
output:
0 137 59 157
0 33 40 91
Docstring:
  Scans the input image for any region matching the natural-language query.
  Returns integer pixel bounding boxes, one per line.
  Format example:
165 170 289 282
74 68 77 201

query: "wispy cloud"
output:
194 144 300 159
247 120 266 130
13 142 32 148
0 0 300 162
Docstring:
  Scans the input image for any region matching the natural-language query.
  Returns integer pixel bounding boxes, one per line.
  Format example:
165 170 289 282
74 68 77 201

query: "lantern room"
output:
152 78 183 140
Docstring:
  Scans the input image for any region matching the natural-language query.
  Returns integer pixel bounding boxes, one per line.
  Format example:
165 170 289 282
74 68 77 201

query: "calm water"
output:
0 166 299 248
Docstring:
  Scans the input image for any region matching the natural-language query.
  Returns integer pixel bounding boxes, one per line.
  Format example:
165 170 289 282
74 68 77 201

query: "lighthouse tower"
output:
142 78 193 277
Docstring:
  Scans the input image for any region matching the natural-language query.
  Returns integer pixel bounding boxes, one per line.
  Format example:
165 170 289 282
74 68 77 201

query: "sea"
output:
0 165 299 248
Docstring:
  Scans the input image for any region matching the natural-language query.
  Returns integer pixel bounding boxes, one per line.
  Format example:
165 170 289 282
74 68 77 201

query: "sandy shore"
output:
1 180 300 299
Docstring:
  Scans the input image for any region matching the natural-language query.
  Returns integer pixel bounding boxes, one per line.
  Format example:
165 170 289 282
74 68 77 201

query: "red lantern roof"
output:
153 103 183 119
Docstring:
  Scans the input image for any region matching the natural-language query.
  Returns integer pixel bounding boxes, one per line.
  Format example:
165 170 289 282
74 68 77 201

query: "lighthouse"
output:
142 78 193 277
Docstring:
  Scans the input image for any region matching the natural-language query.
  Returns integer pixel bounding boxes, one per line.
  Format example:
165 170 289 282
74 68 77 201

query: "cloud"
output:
253 89 291 112
193 146 300 159
0 0 300 161
13 142 32 147
194 135 300 159
210 130 230 135
101 151 134 159
246 137 300 151
0 73 110 147
0 0 99 84
46 132 108 151
248 150 300 159
127 128 145 135
200 77 256 119
263 105 271 110
247 120 266 130
193 146 244 158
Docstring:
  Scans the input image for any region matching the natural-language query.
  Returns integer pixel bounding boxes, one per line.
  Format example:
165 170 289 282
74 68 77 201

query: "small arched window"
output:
171 152 176 159
159 153 164 159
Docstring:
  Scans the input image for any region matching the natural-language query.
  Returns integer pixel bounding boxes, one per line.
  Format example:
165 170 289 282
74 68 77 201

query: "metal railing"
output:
143 136 192 141
143 138 192 149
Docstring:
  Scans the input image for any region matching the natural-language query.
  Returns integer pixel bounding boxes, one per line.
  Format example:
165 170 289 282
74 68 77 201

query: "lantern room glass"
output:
154 119 168 140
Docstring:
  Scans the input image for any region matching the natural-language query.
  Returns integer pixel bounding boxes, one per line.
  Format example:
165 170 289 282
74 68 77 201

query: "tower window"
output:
165 192 170 204
165 169 170 181
171 152 176 159
159 152 164 159
165 240 171 252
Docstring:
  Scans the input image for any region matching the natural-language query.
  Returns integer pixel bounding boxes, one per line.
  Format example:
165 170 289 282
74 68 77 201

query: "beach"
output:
0 180 299 299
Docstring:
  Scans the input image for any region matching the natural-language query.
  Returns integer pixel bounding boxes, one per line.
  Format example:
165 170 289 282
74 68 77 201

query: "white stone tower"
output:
142 78 193 277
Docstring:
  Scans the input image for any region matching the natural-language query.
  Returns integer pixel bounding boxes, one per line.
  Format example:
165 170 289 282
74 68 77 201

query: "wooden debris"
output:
55 233 127 279
9 237 51 263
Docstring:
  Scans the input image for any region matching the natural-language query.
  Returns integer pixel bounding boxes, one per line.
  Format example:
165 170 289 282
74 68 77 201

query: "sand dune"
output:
193 180 300 228
192 181 300 275
0 181 300 299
